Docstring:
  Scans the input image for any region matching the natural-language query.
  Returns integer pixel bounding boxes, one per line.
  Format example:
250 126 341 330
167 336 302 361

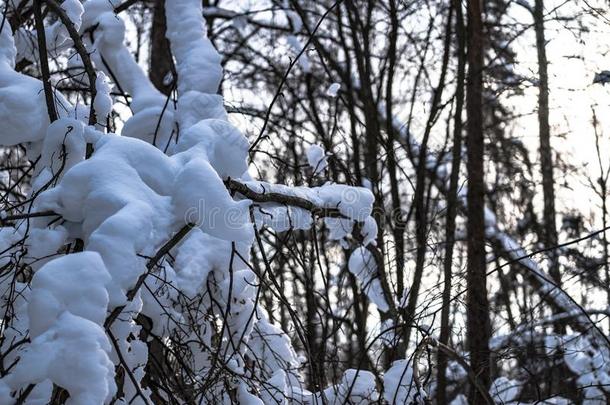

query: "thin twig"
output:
33 0 57 122
45 0 97 126
424 337 495 405
107 330 153 405
114 0 147 13
225 178 344 218
104 223 194 329
248 0 342 155
0 210 59 224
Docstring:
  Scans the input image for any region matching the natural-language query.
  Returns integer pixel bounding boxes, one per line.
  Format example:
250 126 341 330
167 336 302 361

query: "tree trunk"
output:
437 0 466 402
534 0 562 333
466 0 491 403
149 0 173 96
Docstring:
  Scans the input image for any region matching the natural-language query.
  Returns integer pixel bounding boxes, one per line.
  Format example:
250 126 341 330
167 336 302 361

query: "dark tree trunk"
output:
534 0 563 332
466 0 492 403
149 0 173 95
437 0 466 402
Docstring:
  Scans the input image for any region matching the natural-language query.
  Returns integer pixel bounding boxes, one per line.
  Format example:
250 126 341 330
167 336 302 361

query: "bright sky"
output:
507 0 610 225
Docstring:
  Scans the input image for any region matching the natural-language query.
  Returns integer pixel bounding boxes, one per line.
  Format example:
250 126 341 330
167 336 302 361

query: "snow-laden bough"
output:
0 0 423 403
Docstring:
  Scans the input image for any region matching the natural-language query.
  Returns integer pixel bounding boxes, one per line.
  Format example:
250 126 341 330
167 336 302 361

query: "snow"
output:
6 312 116 405
249 312 301 377
175 91 227 129
93 72 113 123
237 383 265 405
383 359 425 404
281 2 308 74
61 0 85 31
37 118 86 180
283 0 303 32
255 204 313 232
0 221 68 272
325 217 353 247
219 269 258 347
450 394 468 405
248 314 303 403
173 158 253 241
326 82 341 97
564 334 610 396
174 228 246 298
36 134 175 306
360 216 378 246
165 0 223 95
0 1 390 402
121 104 176 148
260 370 289 404
583 386 606 404
28 252 110 337
140 262 182 335
286 35 311 72
240 181 374 222
174 119 249 178
5 2 590 402
306 144 328 175
1 253 115 403
489 377 521 403
315 369 379 404
318 184 374 221
348 247 390 312
339 370 379 403
0 23 53 145
0 380 13 404
83 0 175 148
24 226 66 267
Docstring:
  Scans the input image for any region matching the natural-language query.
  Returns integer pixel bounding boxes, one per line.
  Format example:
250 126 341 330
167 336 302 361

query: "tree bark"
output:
466 0 491 402
149 0 173 95
534 0 563 333
437 0 466 403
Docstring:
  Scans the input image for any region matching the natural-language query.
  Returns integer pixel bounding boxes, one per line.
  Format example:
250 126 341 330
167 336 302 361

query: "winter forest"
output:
1 0 610 403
